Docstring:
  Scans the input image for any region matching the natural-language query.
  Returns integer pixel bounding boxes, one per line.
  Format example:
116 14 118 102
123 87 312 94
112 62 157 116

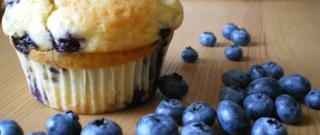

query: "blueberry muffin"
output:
2 0 183 114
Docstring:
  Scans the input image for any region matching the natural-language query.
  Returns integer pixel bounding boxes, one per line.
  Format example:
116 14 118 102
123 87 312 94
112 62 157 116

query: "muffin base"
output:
16 46 167 114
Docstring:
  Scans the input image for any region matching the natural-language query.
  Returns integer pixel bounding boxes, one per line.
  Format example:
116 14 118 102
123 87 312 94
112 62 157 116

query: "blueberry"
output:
11 33 37 54
279 74 311 100
221 69 251 89
54 34 81 52
247 77 283 98
182 102 216 126
231 28 251 46
159 28 171 41
181 47 199 63
0 119 24 135
81 118 123 135
251 117 287 135
158 73 189 99
155 99 185 124
5 0 20 6
180 122 215 135
304 89 320 109
198 32 217 47
224 44 243 61
261 61 284 80
45 111 82 135
275 94 301 124
136 113 178 135
222 23 239 40
27 132 46 135
247 65 267 80
216 100 250 135
243 93 274 120
219 87 246 105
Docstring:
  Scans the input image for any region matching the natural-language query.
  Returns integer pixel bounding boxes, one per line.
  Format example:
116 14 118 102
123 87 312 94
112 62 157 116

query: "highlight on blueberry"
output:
81 118 123 135
222 23 239 40
180 122 215 135
224 44 243 61
243 93 274 120
198 32 217 47
248 65 268 80
216 100 250 135
135 113 178 135
181 46 199 63
247 77 283 99
158 73 189 99
45 111 82 135
182 102 216 126
155 99 185 124
261 61 284 80
0 119 24 135
251 117 287 135
279 74 311 100
231 28 251 46
275 94 301 124
304 89 320 109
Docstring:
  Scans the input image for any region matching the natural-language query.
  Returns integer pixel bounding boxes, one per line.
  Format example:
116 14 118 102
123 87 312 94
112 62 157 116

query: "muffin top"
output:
2 0 183 53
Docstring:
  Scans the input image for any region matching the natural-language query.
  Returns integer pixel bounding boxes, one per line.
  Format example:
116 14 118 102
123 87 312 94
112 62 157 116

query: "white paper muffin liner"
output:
16 46 167 114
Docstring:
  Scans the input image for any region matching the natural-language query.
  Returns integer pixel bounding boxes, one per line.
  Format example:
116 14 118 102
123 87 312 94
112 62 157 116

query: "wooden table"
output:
1 0 320 134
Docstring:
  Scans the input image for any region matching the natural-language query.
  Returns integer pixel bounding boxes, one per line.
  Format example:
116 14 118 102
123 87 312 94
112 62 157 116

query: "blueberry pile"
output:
137 99 216 135
0 111 123 135
222 23 251 61
181 23 252 63
217 60 320 134
2 64 320 135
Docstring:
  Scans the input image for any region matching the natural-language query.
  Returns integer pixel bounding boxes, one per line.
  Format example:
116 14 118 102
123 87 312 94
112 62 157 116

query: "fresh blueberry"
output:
155 99 185 124
224 44 243 61
182 102 216 126
11 33 37 54
181 47 199 63
198 32 217 47
216 100 250 135
221 69 251 89
136 113 178 135
180 122 215 135
54 34 81 52
0 119 23 135
251 117 287 135
81 118 123 135
275 94 301 124
5 0 20 6
45 111 82 135
304 89 320 109
27 132 46 135
158 73 189 99
243 93 274 120
247 77 282 98
248 65 267 80
261 61 284 80
231 28 251 46
219 87 246 105
222 23 239 40
279 74 311 100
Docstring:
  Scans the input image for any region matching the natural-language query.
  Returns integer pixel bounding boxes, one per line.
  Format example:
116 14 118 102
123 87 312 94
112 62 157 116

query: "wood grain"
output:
1 0 320 134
